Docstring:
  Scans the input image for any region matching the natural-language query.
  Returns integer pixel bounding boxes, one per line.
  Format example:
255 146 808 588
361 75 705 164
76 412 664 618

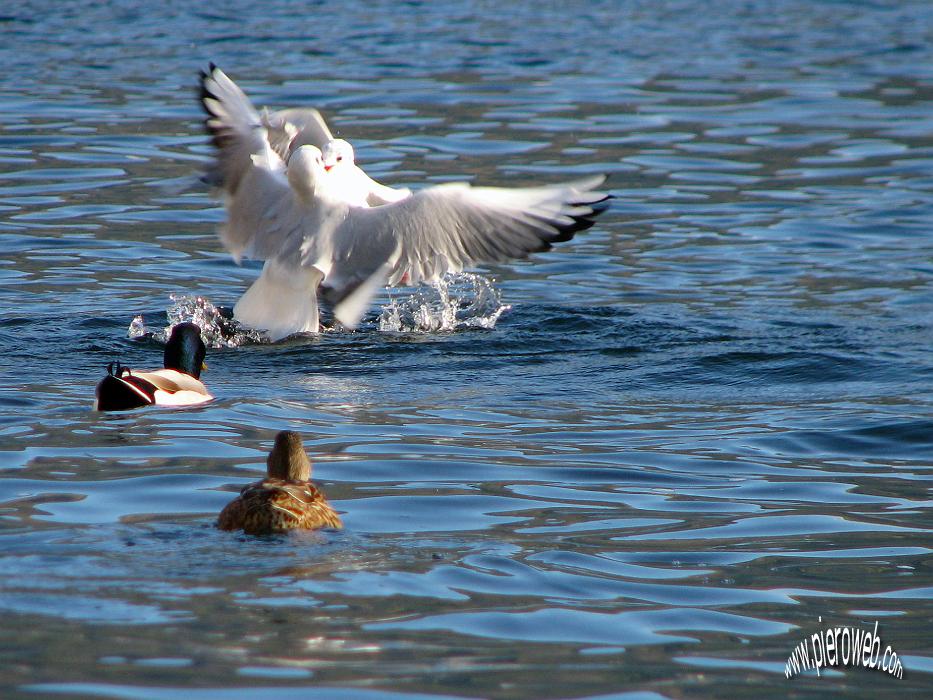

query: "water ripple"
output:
0 1 931 697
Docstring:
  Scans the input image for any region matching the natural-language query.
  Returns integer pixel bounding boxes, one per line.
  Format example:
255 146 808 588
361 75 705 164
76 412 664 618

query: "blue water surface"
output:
1 1 931 698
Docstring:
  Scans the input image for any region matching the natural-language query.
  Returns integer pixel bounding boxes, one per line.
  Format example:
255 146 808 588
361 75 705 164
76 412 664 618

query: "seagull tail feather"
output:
233 260 323 341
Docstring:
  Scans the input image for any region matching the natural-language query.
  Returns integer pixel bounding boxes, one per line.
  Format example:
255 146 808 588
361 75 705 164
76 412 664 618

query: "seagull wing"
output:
269 107 333 152
360 168 412 207
340 176 611 286
199 65 333 195
217 127 309 264
320 176 610 326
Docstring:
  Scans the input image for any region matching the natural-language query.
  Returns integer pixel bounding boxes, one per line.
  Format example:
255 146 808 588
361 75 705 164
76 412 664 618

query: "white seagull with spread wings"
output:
199 65 611 341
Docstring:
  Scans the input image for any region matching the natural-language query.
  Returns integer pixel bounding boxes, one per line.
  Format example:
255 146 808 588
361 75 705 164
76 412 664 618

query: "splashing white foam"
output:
128 294 267 348
128 276 507 345
378 273 510 333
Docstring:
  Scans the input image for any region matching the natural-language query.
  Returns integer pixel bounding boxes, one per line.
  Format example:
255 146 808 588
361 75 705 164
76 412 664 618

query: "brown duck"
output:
218 431 342 535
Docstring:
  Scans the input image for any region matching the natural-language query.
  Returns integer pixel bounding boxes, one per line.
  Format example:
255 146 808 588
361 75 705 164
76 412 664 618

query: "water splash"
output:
128 294 267 348
128 277 507 345
378 273 510 333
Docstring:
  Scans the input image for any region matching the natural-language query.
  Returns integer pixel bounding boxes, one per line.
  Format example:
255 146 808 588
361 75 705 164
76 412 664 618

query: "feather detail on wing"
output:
199 64 332 196
267 107 333 152
341 175 611 287
136 369 208 394
218 128 297 263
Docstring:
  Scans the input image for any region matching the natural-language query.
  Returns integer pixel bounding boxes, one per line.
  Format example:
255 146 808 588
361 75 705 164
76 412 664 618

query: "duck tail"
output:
94 372 156 412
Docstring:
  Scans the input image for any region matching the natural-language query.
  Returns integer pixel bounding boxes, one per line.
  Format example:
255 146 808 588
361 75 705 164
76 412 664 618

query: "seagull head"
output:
322 139 355 172
287 145 326 200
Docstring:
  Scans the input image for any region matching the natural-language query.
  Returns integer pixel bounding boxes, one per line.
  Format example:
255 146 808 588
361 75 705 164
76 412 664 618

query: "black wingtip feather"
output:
198 70 214 115
570 192 612 209
534 186 612 244
553 218 595 242
198 65 226 134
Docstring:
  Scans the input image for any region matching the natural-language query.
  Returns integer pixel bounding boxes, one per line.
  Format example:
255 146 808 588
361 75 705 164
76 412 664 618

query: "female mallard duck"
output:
217 431 342 535
94 322 212 411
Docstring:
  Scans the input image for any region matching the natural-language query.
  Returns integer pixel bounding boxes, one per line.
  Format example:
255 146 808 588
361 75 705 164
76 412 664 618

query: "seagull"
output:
199 64 404 206
199 67 612 341
321 138 411 207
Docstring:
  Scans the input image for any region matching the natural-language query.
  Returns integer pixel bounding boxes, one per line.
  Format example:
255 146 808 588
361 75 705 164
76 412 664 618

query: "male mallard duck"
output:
217 431 342 535
94 322 212 411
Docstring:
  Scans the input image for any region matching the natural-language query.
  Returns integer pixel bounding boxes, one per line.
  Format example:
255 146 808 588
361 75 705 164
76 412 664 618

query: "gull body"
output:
321 138 411 207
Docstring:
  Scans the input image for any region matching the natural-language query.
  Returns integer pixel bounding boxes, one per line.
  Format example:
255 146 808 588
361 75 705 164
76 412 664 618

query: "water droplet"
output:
127 295 268 347
378 273 510 333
